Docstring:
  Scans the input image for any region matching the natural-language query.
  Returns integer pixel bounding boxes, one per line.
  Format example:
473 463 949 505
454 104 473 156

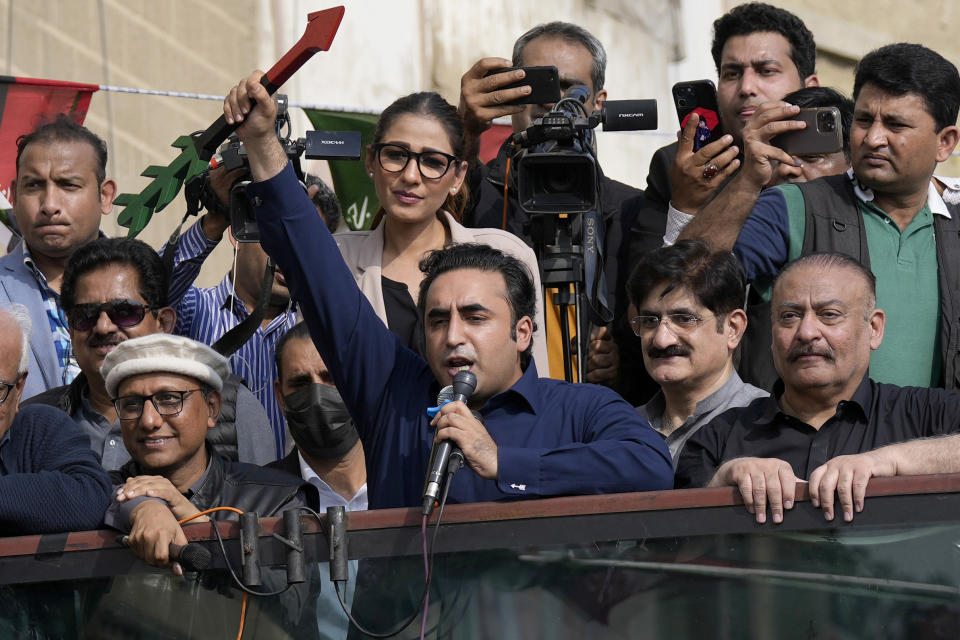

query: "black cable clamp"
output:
239 511 261 586
272 509 306 584
327 506 349 583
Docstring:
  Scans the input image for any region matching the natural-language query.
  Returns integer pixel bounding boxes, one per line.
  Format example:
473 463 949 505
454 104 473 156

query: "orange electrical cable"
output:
236 591 248 640
501 155 512 230
174 506 248 638
178 506 244 524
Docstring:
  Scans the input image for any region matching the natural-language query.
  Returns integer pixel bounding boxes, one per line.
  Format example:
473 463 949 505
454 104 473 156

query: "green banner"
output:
302 108 380 230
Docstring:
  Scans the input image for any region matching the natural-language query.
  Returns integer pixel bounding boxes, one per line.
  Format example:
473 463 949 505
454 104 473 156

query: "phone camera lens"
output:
818 112 835 132
678 98 688 107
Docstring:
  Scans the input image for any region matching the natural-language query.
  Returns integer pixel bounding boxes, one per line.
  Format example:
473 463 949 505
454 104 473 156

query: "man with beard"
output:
627 240 766 464
23 237 274 468
167 167 341 457
679 43 960 391
676 254 960 525
638 3 820 243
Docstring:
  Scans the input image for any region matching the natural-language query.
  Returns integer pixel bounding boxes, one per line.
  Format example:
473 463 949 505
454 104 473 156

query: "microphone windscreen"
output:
172 542 213 572
602 99 658 132
452 371 477 402
436 385 454 405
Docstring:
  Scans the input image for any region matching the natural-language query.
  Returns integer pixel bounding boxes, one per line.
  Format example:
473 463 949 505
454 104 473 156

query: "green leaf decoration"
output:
115 135 208 237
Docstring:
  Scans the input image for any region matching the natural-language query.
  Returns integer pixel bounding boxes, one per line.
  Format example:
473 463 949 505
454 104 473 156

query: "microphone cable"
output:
320 463 458 639
178 506 293 640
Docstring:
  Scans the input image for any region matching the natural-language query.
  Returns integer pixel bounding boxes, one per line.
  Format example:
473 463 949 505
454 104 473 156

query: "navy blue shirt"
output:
675 376 960 489
250 164 673 510
0 404 111 533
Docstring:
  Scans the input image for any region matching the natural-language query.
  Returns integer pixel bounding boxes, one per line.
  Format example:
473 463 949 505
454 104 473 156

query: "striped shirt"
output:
167 222 297 458
22 247 78 385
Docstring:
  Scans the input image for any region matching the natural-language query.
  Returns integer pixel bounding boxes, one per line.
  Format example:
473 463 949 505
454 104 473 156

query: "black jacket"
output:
266 450 301 477
110 449 317 519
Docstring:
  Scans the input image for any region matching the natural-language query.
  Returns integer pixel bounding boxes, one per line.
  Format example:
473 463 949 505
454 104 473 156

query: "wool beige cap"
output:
101 334 229 398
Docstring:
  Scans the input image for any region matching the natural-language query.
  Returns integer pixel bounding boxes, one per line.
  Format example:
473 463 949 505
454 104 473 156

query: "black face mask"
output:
283 384 359 460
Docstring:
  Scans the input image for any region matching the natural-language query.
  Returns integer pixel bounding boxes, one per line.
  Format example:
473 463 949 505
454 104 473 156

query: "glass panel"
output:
347 524 960 639
1 522 958 638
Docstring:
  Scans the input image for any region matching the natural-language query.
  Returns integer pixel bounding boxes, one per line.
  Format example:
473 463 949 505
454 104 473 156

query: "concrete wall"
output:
0 0 267 283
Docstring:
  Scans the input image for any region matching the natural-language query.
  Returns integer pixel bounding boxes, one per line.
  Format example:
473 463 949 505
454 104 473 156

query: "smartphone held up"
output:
672 80 724 151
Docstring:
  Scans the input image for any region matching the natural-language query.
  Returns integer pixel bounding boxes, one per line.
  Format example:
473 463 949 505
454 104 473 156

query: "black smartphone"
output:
772 107 843 156
672 80 724 151
484 66 561 105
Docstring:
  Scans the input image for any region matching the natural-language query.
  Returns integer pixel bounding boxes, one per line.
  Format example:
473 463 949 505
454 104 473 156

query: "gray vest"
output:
739 174 960 391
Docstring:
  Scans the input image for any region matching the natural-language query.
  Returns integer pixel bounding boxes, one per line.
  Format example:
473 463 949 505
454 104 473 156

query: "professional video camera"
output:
510 86 657 382
185 94 361 242
512 85 657 214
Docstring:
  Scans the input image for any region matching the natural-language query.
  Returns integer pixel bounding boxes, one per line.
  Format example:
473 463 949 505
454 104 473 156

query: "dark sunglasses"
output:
68 299 160 331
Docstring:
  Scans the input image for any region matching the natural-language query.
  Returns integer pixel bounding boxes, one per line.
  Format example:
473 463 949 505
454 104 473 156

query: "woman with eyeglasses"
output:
335 92 548 367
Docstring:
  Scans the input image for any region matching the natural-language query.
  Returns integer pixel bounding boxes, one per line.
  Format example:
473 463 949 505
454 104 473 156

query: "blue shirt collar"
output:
482 360 540 415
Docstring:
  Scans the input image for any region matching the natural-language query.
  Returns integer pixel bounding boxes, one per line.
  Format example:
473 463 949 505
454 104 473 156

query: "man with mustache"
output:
676 253 960 525
23 237 274 469
627 240 766 465
679 43 960 391
619 3 819 405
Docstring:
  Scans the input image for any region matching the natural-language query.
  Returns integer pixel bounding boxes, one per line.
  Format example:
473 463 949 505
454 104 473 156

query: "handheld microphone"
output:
118 535 213 572
422 371 477 516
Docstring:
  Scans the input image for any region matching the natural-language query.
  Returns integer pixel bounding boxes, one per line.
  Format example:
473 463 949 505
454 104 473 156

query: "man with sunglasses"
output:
0 304 110 534
100 333 315 574
627 240 766 465
24 237 275 469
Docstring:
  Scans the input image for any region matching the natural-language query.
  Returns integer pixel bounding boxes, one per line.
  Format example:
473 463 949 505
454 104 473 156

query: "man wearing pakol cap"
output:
101 333 317 574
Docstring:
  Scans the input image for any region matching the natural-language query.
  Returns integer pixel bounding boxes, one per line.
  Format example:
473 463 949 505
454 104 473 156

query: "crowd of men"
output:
1 3 960 584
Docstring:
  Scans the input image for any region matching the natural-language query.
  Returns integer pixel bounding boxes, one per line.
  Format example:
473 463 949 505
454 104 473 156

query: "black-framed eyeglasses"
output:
0 378 19 405
630 313 709 337
372 143 459 179
114 389 205 421
67 300 160 332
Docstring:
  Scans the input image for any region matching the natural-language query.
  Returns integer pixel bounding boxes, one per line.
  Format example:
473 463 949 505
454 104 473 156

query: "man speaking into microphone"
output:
223 71 673 510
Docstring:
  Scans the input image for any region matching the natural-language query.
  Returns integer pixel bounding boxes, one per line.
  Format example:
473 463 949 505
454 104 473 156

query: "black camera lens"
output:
818 111 836 132
678 98 688 107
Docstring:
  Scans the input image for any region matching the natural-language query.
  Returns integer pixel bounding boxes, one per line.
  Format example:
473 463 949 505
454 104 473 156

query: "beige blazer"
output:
334 211 549 375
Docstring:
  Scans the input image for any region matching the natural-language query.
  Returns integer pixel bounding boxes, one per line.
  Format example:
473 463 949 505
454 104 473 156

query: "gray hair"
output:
0 304 31 376
774 253 877 318
512 21 607 93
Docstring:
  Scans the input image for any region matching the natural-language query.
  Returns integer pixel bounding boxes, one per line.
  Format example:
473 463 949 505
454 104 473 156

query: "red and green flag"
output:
0 76 98 209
